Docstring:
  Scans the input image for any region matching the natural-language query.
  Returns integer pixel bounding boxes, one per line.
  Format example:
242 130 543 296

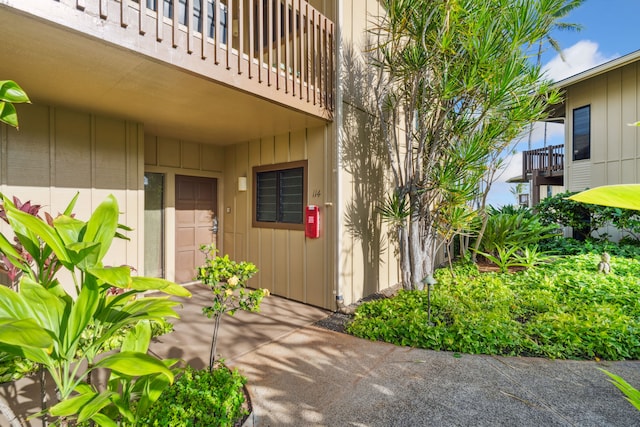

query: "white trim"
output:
552 49 640 89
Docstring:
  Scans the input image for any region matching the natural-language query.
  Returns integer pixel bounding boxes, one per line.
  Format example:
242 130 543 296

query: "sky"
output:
487 0 640 207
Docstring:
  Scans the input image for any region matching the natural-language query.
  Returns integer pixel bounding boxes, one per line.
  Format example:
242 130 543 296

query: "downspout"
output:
334 0 349 313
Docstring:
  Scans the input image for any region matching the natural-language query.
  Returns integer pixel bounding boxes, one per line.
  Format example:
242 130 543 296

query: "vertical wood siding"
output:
0 104 143 278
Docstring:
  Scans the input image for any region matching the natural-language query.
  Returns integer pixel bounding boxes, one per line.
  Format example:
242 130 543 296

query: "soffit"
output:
0 7 324 144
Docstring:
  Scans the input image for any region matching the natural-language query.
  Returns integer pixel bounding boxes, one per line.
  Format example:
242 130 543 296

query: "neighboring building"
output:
0 0 399 309
553 49 640 196
519 49 640 207
519 142 565 206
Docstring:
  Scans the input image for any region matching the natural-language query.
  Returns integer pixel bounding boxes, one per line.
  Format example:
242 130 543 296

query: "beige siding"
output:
0 104 144 283
337 0 400 305
144 136 224 282
566 61 640 191
223 125 333 308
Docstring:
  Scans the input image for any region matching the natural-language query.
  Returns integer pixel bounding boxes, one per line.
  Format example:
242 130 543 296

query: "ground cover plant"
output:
137 365 248 427
347 247 640 360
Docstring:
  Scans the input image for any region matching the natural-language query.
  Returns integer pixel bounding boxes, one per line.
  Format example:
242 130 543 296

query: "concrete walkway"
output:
154 284 640 427
3 284 639 426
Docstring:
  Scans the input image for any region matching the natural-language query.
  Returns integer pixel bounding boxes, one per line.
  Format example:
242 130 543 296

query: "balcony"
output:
0 0 334 143
521 144 564 204
522 144 564 179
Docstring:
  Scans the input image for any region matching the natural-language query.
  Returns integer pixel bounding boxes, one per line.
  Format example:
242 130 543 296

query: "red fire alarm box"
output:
305 205 320 238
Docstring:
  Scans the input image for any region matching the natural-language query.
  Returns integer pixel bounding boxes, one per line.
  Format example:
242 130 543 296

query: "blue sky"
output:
487 0 640 207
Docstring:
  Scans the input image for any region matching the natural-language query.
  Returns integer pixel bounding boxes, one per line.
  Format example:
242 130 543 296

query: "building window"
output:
573 105 590 161
144 172 164 278
253 161 307 230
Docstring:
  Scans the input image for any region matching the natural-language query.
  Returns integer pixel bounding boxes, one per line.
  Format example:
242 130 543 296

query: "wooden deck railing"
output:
522 144 564 177
55 0 334 115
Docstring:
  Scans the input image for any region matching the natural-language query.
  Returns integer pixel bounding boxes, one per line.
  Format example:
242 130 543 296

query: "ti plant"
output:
197 244 268 370
0 193 191 426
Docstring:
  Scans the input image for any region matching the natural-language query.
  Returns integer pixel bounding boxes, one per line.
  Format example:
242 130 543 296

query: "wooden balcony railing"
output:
522 144 564 178
45 0 334 116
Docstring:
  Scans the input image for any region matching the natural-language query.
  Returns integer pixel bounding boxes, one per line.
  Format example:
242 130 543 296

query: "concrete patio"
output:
2 283 640 426
153 284 640 427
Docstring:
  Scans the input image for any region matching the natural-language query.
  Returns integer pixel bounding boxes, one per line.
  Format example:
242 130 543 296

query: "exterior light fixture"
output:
421 274 437 326
238 176 247 192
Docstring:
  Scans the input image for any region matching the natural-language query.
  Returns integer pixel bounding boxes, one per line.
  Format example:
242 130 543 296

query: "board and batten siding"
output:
222 126 333 308
0 103 144 283
566 61 640 191
340 0 400 304
144 135 225 283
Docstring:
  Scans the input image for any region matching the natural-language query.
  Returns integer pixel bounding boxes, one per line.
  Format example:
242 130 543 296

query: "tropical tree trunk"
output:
397 225 411 290
0 395 22 427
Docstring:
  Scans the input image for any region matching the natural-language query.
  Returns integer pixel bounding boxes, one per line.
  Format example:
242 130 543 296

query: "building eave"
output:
551 49 640 90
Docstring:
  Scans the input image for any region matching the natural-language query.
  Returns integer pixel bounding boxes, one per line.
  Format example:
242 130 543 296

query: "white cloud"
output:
492 153 521 184
542 40 617 82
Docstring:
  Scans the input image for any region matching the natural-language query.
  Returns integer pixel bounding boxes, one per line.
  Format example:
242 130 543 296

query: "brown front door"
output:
175 175 218 283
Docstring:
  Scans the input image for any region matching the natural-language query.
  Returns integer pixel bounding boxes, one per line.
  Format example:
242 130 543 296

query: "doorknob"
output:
211 216 218 234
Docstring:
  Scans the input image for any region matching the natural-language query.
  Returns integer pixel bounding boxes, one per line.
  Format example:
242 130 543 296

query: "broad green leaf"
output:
0 232 28 271
88 266 132 288
77 390 117 423
91 412 119 427
131 276 192 297
1 196 42 266
53 215 86 246
0 80 30 103
107 395 135 424
98 298 180 340
83 195 119 263
0 318 52 349
0 284 34 319
49 389 98 417
568 185 640 211
19 277 65 336
94 351 174 382
134 370 174 416
0 342 51 365
5 204 71 267
119 297 181 321
0 101 18 128
121 320 152 353
66 241 101 270
63 275 100 357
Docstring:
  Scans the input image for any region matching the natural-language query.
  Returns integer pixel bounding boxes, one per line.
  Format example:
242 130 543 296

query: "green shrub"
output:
472 205 558 262
347 255 640 360
138 365 249 427
537 190 640 240
541 237 640 258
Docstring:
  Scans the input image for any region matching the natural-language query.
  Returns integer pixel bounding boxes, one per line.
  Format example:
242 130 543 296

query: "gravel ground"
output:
312 287 397 333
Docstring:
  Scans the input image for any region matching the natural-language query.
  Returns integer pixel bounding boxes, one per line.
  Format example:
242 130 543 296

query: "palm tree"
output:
527 0 585 150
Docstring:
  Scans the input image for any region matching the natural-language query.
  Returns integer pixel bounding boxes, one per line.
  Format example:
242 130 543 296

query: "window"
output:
144 172 164 278
253 161 307 230
573 105 590 161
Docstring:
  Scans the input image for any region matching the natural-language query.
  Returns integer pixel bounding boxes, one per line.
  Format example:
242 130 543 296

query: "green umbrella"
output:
568 184 640 211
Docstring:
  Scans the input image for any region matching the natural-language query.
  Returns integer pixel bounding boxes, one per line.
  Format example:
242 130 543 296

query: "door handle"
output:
211 216 218 234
